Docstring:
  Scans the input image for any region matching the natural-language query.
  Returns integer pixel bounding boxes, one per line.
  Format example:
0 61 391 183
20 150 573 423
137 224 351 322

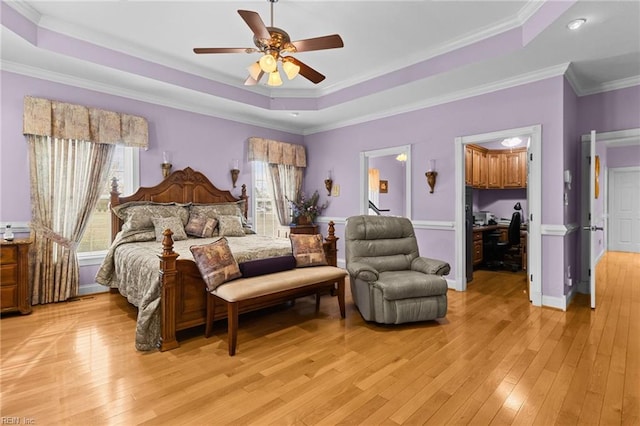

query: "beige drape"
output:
248 137 306 167
248 137 306 226
23 96 148 148
23 96 148 304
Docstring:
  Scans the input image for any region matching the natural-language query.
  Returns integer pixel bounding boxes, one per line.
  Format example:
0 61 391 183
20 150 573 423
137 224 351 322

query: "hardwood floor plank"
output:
1 252 637 425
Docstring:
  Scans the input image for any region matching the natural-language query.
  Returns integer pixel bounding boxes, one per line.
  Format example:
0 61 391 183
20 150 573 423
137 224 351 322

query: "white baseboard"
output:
78 283 109 296
541 291 572 311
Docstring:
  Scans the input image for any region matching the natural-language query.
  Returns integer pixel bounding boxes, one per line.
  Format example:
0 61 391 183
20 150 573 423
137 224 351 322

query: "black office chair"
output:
486 211 522 271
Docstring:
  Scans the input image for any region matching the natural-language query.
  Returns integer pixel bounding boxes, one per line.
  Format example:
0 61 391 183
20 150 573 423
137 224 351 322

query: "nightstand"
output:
289 224 319 235
1 238 32 315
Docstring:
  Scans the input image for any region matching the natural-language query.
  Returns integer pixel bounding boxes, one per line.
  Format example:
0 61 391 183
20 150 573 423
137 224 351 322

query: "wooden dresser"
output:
1 239 32 315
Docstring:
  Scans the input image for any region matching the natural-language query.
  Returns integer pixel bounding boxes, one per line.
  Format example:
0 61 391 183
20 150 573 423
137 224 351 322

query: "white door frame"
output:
580 128 640 295
455 125 542 306
360 144 412 219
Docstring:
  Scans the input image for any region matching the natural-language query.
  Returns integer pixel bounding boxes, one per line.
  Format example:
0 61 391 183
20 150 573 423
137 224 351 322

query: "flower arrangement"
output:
287 190 328 224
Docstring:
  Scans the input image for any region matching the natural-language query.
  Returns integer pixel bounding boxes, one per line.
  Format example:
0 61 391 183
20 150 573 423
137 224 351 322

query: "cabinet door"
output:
479 151 488 187
465 146 473 186
519 150 528 187
487 152 502 188
503 151 524 187
472 149 486 188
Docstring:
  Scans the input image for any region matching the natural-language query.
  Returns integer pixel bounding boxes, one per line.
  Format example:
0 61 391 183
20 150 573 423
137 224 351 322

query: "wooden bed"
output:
109 167 338 351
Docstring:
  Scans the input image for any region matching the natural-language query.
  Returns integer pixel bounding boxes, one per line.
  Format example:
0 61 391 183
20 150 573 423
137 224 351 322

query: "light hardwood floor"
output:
1 251 638 425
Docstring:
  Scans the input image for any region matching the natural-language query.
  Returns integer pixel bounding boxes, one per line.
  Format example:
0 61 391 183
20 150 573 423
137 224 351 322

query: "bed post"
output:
158 229 179 351
109 176 122 242
240 184 248 218
324 221 339 267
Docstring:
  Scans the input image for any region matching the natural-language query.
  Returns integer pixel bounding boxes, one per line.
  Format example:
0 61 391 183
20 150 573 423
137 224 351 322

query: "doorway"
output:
455 125 542 306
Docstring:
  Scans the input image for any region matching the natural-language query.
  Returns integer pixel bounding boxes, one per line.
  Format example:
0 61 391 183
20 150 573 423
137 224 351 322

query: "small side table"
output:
1 238 32 315
289 224 319 235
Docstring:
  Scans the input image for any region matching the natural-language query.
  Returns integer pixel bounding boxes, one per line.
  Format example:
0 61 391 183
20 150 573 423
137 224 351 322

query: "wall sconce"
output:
425 159 437 193
230 159 240 188
324 170 333 196
161 151 172 178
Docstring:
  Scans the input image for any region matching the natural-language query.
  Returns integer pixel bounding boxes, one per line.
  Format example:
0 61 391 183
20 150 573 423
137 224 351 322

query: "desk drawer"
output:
0 246 17 264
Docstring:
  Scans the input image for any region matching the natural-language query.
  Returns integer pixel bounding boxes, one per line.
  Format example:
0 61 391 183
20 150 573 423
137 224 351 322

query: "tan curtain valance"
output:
23 96 149 149
248 137 306 167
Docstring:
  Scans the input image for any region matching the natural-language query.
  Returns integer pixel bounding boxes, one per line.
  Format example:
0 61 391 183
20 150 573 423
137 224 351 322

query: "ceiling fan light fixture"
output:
247 62 262 80
501 137 523 148
259 53 277 73
267 69 283 86
282 59 300 80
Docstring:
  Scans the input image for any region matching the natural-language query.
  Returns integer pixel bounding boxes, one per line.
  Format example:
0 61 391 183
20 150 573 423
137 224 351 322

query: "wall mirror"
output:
359 144 412 219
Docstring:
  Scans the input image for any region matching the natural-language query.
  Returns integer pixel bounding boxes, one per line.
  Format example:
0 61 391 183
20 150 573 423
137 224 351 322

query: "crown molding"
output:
580 75 640 97
303 63 571 135
0 59 302 135
3 0 41 24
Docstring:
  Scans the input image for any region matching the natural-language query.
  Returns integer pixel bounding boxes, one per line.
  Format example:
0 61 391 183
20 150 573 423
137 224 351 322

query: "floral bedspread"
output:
96 232 292 350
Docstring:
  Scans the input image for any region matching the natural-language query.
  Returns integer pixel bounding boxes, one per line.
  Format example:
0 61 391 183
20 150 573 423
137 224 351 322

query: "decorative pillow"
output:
290 234 328 267
185 215 217 238
218 215 245 237
152 216 188 242
113 202 190 232
190 237 241 292
238 255 296 278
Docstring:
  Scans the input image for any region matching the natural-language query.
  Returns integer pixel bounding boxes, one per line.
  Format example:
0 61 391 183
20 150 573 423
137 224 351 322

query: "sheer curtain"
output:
248 137 306 226
28 136 114 303
23 96 148 303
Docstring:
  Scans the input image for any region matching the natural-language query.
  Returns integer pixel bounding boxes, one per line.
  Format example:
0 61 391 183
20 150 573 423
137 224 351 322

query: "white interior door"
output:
580 131 598 309
609 168 640 252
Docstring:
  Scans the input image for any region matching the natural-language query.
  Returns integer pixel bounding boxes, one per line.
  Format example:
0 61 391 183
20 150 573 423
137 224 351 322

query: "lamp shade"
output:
267 69 283 86
282 60 300 80
259 54 277 73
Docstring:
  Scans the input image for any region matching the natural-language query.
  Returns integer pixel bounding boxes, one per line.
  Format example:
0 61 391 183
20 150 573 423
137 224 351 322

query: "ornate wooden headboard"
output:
109 167 248 241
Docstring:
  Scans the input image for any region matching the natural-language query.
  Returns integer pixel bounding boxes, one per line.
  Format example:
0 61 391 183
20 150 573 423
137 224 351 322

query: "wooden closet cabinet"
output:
487 152 503 188
503 150 527 188
471 147 487 188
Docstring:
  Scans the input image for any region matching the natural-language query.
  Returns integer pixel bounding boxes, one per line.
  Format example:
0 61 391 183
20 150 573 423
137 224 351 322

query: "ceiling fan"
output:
193 0 344 87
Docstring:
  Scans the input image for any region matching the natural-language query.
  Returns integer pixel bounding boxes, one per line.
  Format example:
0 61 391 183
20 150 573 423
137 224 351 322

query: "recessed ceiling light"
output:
290 112 299 117
567 18 586 30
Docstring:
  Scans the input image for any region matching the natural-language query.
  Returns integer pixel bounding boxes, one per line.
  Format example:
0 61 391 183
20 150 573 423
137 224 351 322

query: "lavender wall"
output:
607 145 640 168
0 70 303 224
577 85 640 134
0 70 303 287
563 77 581 296
476 189 527 222
306 76 565 293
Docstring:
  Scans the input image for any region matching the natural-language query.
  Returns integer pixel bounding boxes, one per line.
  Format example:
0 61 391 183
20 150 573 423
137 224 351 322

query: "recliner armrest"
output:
411 257 451 276
346 261 379 282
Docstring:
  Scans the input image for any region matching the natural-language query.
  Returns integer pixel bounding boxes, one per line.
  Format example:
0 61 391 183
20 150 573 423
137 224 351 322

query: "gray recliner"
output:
345 215 450 324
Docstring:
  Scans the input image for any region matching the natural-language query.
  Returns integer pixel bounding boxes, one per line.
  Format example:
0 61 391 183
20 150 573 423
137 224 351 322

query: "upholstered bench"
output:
205 265 347 355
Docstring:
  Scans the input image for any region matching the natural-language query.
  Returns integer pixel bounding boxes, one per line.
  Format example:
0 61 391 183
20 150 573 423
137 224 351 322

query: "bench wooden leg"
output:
227 302 239 356
205 293 215 338
337 278 346 318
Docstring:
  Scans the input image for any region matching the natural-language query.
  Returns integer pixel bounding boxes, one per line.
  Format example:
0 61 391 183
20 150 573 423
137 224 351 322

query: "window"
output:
251 162 288 238
78 145 139 256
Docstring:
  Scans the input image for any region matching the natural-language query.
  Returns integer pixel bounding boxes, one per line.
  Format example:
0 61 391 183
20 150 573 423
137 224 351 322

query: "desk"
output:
472 225 527 271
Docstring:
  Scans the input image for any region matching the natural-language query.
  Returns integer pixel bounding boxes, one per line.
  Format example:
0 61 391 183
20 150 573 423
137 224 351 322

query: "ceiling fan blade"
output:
244 72 264 86
238 10 271 41
193 47 252 54
291 34 344 52
289 57 325 84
